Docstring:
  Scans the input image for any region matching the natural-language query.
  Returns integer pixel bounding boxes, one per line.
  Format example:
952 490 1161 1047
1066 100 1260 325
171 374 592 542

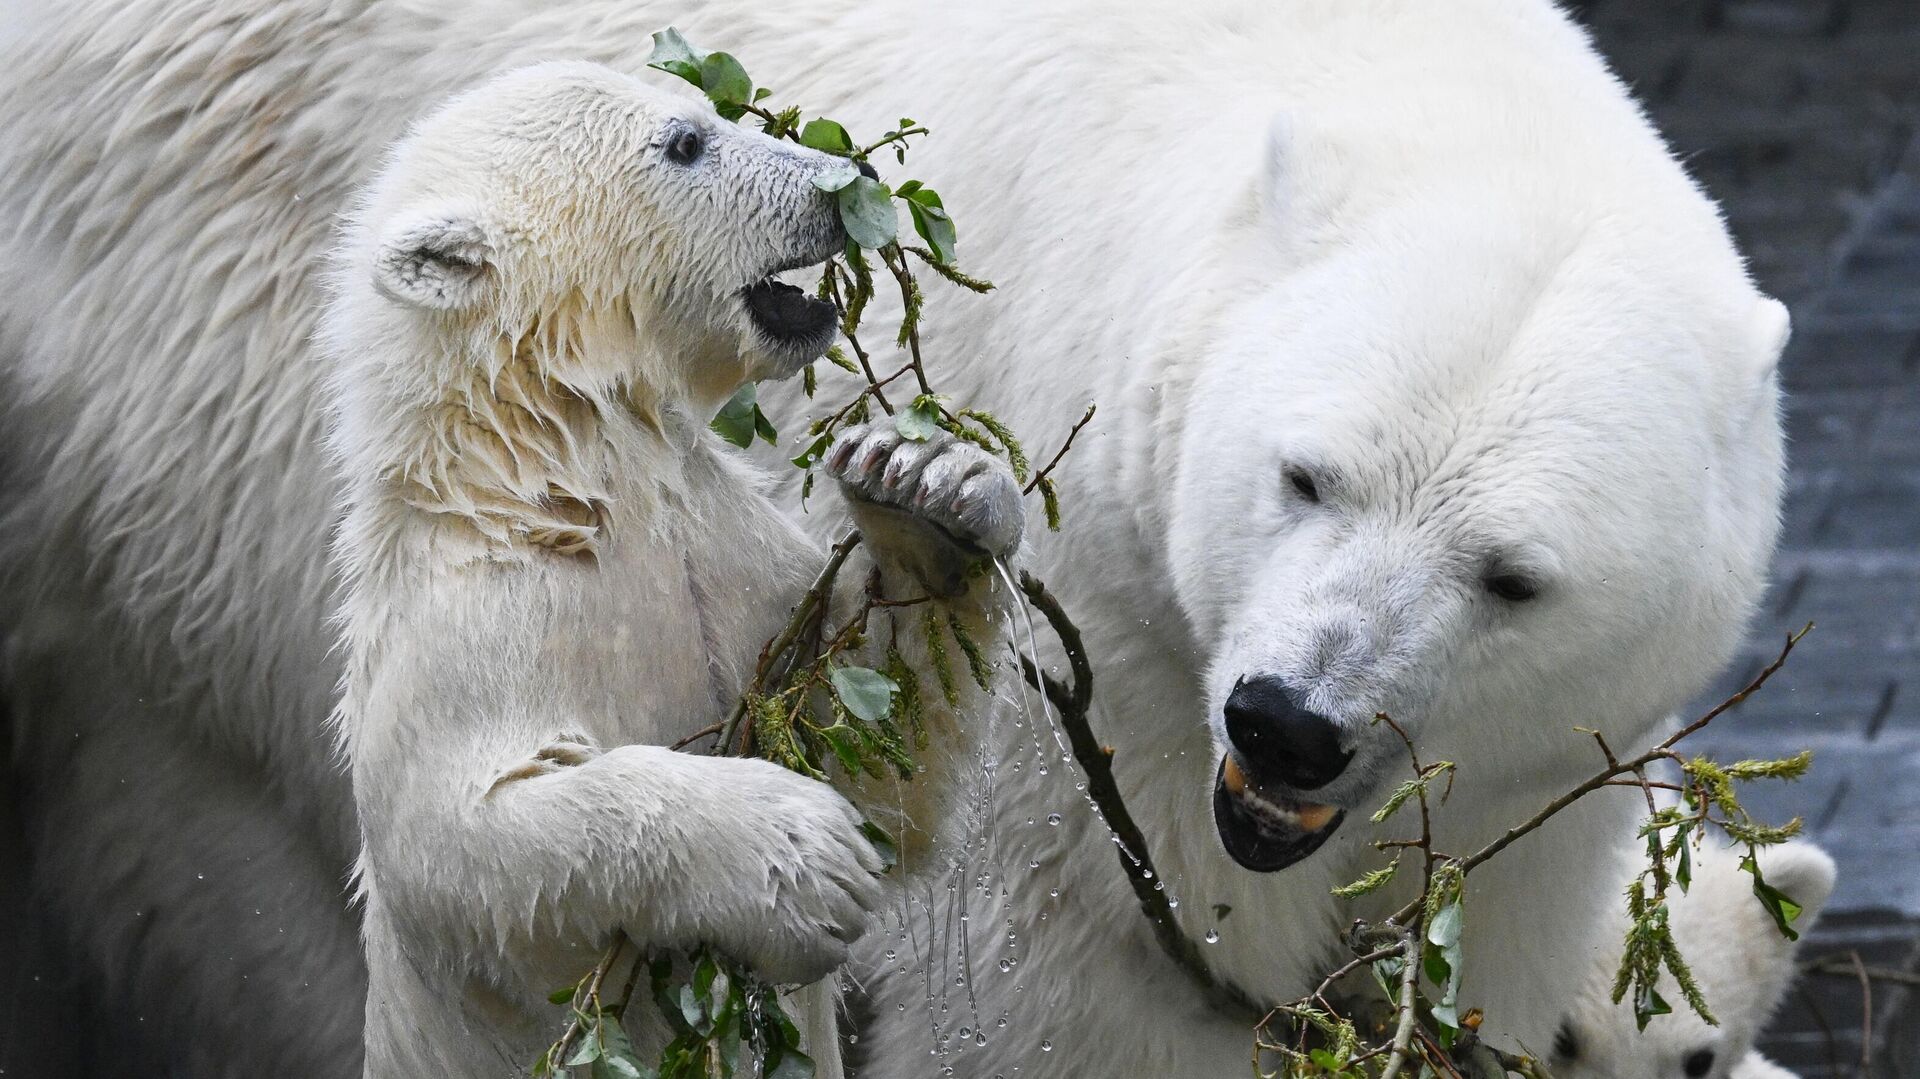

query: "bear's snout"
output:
1222 676 1352 791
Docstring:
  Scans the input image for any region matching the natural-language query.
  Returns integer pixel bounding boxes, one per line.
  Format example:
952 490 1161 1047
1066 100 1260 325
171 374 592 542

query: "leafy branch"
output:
533 28 1098 1078
1249 624 1819 1077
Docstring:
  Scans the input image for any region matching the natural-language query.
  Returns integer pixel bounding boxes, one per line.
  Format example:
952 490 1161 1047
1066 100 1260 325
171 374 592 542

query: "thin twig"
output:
551 933 629 1069
855 126 928 159
1802 959 1920 987
1012 570 1261 1015
1850 949 1873 1077
668 724 723 752
1378 929 1422 1079
713 531 862 756
1386 624 1811 927
1024 404 1096 495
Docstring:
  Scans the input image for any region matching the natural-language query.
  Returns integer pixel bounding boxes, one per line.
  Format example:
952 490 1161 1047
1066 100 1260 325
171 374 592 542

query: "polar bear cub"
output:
320 62 1022 1077
1553 835 1837 1079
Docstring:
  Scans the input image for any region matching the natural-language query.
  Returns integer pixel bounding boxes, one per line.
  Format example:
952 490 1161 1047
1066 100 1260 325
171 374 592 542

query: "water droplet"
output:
998 958 1014 972
1040 1040 1053 1052
885 949 897 961
1046 813 1061 826
1204 930 1220 943
1027 859 1039 870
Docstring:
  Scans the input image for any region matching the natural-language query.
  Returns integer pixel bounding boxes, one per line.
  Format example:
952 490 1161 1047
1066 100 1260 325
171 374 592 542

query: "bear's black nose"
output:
856 158 879 181
1223 676 1352 791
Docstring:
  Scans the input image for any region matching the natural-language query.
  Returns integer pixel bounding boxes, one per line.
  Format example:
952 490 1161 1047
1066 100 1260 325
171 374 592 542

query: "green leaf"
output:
548 985 578 1005
859 820 900 871
893 180 923 198
829 666 897 723
711 383 760 448
820 725 864 775
1634 983 1673 1031
906 200 956 264
699 52 752 107
1675 835 1693 893
678 983 707 1031
767 1049 816 1079
895 395 943 442
693 951 718 1002
799 118 854 154
1310 1048 1342 1070
791 433 832 470
834 177 897 249
594 1055 650 1079
1427 899 1463 950
645 27 706 86
566 1026 603 1065
710 383 776 448
811 163 862 193
1742 853 1804 941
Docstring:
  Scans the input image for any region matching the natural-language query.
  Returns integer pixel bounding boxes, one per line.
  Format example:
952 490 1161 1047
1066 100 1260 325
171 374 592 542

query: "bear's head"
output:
1551 837 1835 1079
335 61 846 411
1164 131 1793 870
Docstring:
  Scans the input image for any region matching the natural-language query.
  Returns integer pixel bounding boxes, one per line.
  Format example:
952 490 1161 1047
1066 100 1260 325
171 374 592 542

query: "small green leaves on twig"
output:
1370 761 1455 825
894 394 945 442
710 382 777 448
1331 858 1400 900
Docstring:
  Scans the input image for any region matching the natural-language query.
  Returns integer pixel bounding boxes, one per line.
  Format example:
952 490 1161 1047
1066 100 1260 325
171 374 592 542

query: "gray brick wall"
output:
1578 2 1920 1072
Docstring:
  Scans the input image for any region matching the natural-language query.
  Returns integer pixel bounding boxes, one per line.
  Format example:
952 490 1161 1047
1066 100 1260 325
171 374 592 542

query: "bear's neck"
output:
381 304 678 560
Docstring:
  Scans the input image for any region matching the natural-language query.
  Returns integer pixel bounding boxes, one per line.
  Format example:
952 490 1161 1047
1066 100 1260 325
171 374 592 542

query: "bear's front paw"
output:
695 758 885 985
826 423 1025 561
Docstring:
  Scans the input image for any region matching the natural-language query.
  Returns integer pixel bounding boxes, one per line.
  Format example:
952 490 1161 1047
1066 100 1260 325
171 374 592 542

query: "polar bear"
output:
0 1 1788 1076
320 62 1022 1075
1551 837 1836 1079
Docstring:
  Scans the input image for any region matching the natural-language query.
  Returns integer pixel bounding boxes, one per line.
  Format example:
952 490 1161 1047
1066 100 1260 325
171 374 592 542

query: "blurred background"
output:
1573 0 1919 1073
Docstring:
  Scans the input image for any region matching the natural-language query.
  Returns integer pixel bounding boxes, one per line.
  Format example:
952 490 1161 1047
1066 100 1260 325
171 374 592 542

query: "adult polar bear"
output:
0 0 1786 1076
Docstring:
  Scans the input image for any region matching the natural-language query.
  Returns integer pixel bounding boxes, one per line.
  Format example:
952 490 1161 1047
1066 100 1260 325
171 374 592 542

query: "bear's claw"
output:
827 422 1025 560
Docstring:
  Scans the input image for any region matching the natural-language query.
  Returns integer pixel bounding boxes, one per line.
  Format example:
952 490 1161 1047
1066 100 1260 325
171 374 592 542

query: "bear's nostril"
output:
856 158 879 181
1223 676 1352 791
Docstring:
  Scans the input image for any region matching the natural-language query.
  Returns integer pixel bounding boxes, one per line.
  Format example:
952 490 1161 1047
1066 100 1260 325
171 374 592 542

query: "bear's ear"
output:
1745 295 1792 385
372 207 496 311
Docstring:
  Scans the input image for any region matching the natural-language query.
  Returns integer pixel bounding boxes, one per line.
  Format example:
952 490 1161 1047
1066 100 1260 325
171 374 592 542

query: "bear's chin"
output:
742 277 837 375
1212 755 1345 872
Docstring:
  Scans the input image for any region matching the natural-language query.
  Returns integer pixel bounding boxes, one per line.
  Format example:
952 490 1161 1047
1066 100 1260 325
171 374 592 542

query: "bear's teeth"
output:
1222 754 1248 795
1293 803 1337 832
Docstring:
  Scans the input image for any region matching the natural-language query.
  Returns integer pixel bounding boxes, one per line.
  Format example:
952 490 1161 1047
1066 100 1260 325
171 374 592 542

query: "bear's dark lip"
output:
741 275 837 352
1213 754 1345 873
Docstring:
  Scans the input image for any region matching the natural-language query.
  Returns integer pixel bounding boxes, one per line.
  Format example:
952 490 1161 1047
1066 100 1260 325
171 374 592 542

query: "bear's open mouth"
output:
1213 753 1344 872
742 276 837 353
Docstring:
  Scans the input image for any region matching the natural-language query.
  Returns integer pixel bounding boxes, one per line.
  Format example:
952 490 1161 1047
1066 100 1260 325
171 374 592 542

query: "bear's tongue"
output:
742 277 835 346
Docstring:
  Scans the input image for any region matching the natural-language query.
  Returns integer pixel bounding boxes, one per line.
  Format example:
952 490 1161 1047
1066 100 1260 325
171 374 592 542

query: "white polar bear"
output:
0 1 1788 1076
1552 836 1836 1079
320 62 1022 1076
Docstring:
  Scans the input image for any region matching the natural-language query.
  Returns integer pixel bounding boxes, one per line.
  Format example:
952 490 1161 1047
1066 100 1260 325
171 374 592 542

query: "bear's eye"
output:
665 127 705 166
1285 467 1320 503
1682 1049 1715 1078
1551 1024 1580 1062
1484 572 1539 603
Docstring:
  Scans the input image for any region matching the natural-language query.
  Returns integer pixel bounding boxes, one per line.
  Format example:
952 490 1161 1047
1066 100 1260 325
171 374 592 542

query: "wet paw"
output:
826 423 1025 559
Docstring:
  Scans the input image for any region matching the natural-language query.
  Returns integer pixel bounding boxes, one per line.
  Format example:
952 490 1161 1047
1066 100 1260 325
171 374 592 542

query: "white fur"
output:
0 1 1785 1075
1552 837 1836 1079
321 63 1028 1075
